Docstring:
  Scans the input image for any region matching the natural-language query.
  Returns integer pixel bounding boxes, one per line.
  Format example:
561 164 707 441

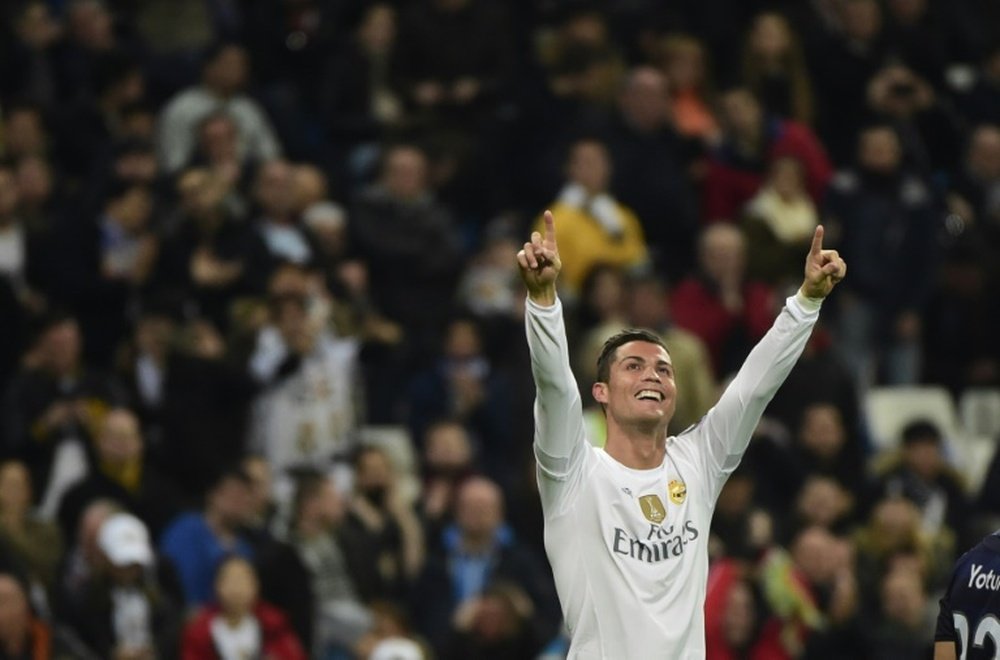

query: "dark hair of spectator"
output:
92 50 141 98
901 419 942 446
291 469 328 525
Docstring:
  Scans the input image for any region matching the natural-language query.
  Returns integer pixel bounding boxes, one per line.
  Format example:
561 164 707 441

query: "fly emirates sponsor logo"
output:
969 564 1000 591
611 521 700 563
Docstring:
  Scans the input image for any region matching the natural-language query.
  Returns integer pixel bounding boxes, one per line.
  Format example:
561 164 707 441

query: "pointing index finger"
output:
543 210 557 245
810 225 825 257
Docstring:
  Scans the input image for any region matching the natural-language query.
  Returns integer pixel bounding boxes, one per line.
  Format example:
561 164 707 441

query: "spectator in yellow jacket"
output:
535 138 650 301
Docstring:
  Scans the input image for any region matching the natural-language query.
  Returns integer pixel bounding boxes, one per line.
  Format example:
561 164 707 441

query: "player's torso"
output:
949 538 1000 660
544 446 712 658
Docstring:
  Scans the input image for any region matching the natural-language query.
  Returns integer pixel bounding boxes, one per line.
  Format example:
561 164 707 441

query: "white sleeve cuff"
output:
790 289 823 316
525 296 562 314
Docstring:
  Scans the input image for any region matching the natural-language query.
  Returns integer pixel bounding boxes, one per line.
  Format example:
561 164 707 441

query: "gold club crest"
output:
638 495 666 523
669 479 687 505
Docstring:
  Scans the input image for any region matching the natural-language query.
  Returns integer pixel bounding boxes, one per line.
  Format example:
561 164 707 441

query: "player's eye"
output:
626 363 640 370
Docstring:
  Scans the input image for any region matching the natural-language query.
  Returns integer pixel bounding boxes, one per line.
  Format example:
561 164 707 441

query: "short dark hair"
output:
291 468 328 525
595 328 668 383
901 419 942 446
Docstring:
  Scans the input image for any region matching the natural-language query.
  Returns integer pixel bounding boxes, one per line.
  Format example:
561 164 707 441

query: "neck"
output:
296 516 326 539
605 423 668 469
221 609 248 627
460 532 494 554
205 510 236 542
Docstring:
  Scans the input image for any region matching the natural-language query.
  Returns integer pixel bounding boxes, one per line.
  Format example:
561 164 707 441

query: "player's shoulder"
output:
949 533 1000 579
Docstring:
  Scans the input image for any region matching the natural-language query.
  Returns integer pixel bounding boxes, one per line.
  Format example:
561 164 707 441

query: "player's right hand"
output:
517 210 561 304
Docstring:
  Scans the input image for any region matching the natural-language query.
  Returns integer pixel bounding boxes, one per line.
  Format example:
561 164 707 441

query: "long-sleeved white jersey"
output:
526 293 820 659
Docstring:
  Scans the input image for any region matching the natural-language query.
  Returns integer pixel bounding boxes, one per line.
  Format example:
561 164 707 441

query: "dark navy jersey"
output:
936 532 1000 659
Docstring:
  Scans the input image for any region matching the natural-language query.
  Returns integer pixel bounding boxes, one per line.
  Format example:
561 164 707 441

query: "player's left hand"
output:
801 225 846 299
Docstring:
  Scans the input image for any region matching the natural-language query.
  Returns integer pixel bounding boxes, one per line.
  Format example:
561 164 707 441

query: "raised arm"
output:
518 212 587 480
681 225 847 498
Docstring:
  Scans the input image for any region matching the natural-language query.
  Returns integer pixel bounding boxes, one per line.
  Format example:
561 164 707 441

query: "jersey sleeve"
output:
935 593 957 642
674 293 820 503
525 297 591 511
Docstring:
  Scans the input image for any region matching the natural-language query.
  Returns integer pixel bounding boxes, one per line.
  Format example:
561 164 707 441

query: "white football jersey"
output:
526 294 820 659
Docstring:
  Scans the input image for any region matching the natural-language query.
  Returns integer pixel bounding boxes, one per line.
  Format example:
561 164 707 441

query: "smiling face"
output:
593 340 677 432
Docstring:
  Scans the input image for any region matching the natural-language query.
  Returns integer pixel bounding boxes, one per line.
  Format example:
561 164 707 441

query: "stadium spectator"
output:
349 142 462 372
808 0 888 164
323 3 406 165
0 2 61 107
791 475 857 539
0 570 97 660
853 496 954 604
603 66 699 281
185 111 257 203
825 123 941 388
865 567 935 658
246 159 317 285
873 419 970 539
0 104 49 163
417 420 476 538
742 156 819 286
921 239 1000 397
56 50 146 185
865 63 962 175
289 470 372 659
154 168 254 330
51 179 157 366
55 498 122 618
704 564 788 660
408 317 511 486
157 42 282 174
442 583 546 660
702 84 832 223
536 137 650 301
789 403 870 499
396 0 511 123
180 555 306 660
742 12 815 126
338 446 423 605
56 407 184 543
0 461 61 592
151 317 257 498
785 526 862 656
412 477 558 656
657 34 718 142
1 312 124 516
671 223 776 378
159 467 255 607
949 124 1000 247
58 512 181 659
247 264 360 480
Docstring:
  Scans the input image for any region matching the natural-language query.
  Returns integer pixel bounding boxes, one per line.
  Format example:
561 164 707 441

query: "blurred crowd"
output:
0 0 999 658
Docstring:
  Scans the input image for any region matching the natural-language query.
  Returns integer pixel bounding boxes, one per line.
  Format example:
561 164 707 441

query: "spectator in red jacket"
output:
702 85 832 223
181 555 306 660
671 224 776 378
704 559 790 660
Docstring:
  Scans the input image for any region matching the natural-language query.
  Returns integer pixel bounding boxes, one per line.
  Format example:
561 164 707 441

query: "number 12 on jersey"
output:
954 612 1000 660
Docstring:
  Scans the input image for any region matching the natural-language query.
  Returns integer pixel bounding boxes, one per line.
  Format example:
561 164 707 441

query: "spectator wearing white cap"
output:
58 512 183 660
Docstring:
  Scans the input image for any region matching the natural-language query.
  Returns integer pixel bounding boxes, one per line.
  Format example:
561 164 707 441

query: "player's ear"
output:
592 382 609 405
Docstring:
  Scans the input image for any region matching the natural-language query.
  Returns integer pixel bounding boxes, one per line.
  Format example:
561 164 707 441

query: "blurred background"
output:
0 0 999 658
